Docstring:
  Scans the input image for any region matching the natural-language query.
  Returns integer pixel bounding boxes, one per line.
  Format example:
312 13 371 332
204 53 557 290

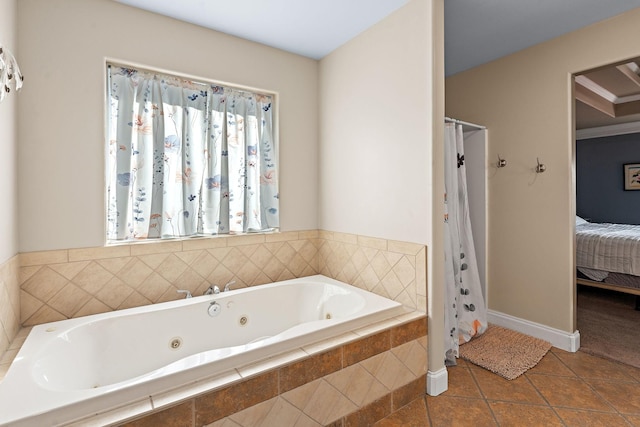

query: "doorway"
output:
573 57 640 367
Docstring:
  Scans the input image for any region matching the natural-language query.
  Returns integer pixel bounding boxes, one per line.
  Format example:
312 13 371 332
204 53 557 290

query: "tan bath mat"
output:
459 325 552 380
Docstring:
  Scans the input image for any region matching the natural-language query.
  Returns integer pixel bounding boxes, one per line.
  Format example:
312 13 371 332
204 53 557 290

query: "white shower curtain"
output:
444 122 488 366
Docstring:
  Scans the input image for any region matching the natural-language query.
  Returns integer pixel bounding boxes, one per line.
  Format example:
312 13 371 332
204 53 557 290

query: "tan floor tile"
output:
554 350 632 382
426 395 497 426
374 397 429 427
625 414 640 426
470 365 546 405
526 351 576 377
587 379 640 414
555 408 633 427
527 375 613 412
626 365 640 383
444 365 483 399
489 401 563 426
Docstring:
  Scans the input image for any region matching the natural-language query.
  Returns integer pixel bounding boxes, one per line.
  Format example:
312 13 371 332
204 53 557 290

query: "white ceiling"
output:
115 0 410 60
115 0 640 76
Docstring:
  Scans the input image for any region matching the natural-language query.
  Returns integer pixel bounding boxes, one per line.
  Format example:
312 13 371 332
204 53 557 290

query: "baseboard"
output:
426 367 448 396
487 310 580 352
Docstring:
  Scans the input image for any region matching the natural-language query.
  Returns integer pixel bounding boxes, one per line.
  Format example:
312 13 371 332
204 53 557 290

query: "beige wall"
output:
318 0 433 246
0 0 18 263
17 0 318 252
318 0 440 374
446 8 640 332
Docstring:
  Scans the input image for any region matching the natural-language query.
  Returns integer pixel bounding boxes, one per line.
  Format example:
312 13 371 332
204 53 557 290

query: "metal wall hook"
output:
535 157 546 173
497 154 507 168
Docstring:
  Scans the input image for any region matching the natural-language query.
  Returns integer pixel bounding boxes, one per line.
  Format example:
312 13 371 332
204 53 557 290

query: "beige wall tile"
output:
97 257 135 275
20 290 43 324
117 291 152 310
95 278 134 309
72 262 115 295
136 272 173 303
393 257 416 286
226 234 266 247
137 253 170 270
302 379 358 424
265 231 299 242
21 267 69 303
153 254 188 283
318 230 334 240
74 298 112 318
0 256 20 354
332 232 358 245
69 245 131 262
416 247 427 297
20 250 68 266
417 295 427 313
182 237 228 251
130 241 183 257
357 235 388 251
49 261 91 281
23 304 66 326
387 240 423 256
117 259 154 288
16 231 427 327
298 230 319 239
47 283 92 318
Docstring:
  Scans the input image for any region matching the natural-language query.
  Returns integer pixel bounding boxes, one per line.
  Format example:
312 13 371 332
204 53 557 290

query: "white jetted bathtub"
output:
0 275 404 426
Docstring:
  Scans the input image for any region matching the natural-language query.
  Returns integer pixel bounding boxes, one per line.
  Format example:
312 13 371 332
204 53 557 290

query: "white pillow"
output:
576 216 588 226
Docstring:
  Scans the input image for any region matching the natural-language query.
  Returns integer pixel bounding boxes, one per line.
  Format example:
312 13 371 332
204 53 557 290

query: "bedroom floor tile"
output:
376 349 640 426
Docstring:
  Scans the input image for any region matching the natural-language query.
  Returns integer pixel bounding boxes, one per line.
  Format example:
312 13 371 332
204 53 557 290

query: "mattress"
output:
576 222 640 277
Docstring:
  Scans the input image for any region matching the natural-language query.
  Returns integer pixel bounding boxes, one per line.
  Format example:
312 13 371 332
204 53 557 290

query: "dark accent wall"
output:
576 132 640 225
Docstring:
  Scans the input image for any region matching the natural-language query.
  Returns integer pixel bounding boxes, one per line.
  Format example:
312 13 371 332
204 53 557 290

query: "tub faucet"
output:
223 280 236 292
176 290 192 299
204 285 220 295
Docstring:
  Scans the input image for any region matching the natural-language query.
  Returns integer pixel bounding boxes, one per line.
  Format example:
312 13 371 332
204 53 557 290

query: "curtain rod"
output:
445 116 486 130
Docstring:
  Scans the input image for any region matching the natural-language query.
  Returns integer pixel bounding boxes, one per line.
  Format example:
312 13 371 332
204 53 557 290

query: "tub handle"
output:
224 280 236 292
176 290 192 299
204 285 220 295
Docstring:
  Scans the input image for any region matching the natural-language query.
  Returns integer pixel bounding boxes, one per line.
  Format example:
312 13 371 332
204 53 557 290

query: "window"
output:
106 64 278 243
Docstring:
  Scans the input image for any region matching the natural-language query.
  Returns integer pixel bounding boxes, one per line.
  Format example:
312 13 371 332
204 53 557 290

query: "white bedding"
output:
576 222 640 277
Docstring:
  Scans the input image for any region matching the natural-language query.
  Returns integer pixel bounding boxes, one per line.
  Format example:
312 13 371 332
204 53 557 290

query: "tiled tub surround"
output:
116 314 427 426
0 275 407 425
18 230 427 326
0 255 20 362
4 232 427 424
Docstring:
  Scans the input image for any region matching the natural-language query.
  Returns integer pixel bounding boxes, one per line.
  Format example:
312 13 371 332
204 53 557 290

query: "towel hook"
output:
535 157 546 173
497 154 507 168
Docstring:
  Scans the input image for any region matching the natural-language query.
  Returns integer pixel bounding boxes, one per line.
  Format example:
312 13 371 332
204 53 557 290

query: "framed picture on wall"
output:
624 163 640 190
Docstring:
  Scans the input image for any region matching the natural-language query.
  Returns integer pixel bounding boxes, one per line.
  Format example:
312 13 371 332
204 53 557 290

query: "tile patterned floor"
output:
374 348 640 426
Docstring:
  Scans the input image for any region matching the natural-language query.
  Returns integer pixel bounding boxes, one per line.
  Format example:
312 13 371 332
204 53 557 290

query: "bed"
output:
575 216 640 309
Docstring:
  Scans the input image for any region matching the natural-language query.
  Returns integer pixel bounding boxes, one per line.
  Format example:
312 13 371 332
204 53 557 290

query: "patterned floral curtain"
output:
106 65 278 242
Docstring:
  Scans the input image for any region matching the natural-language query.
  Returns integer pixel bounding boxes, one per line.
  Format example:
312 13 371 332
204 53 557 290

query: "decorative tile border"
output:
17 230 427 326
110 315 427 427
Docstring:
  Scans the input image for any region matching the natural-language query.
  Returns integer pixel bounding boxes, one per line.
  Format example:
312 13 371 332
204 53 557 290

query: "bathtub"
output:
0 275 405 426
